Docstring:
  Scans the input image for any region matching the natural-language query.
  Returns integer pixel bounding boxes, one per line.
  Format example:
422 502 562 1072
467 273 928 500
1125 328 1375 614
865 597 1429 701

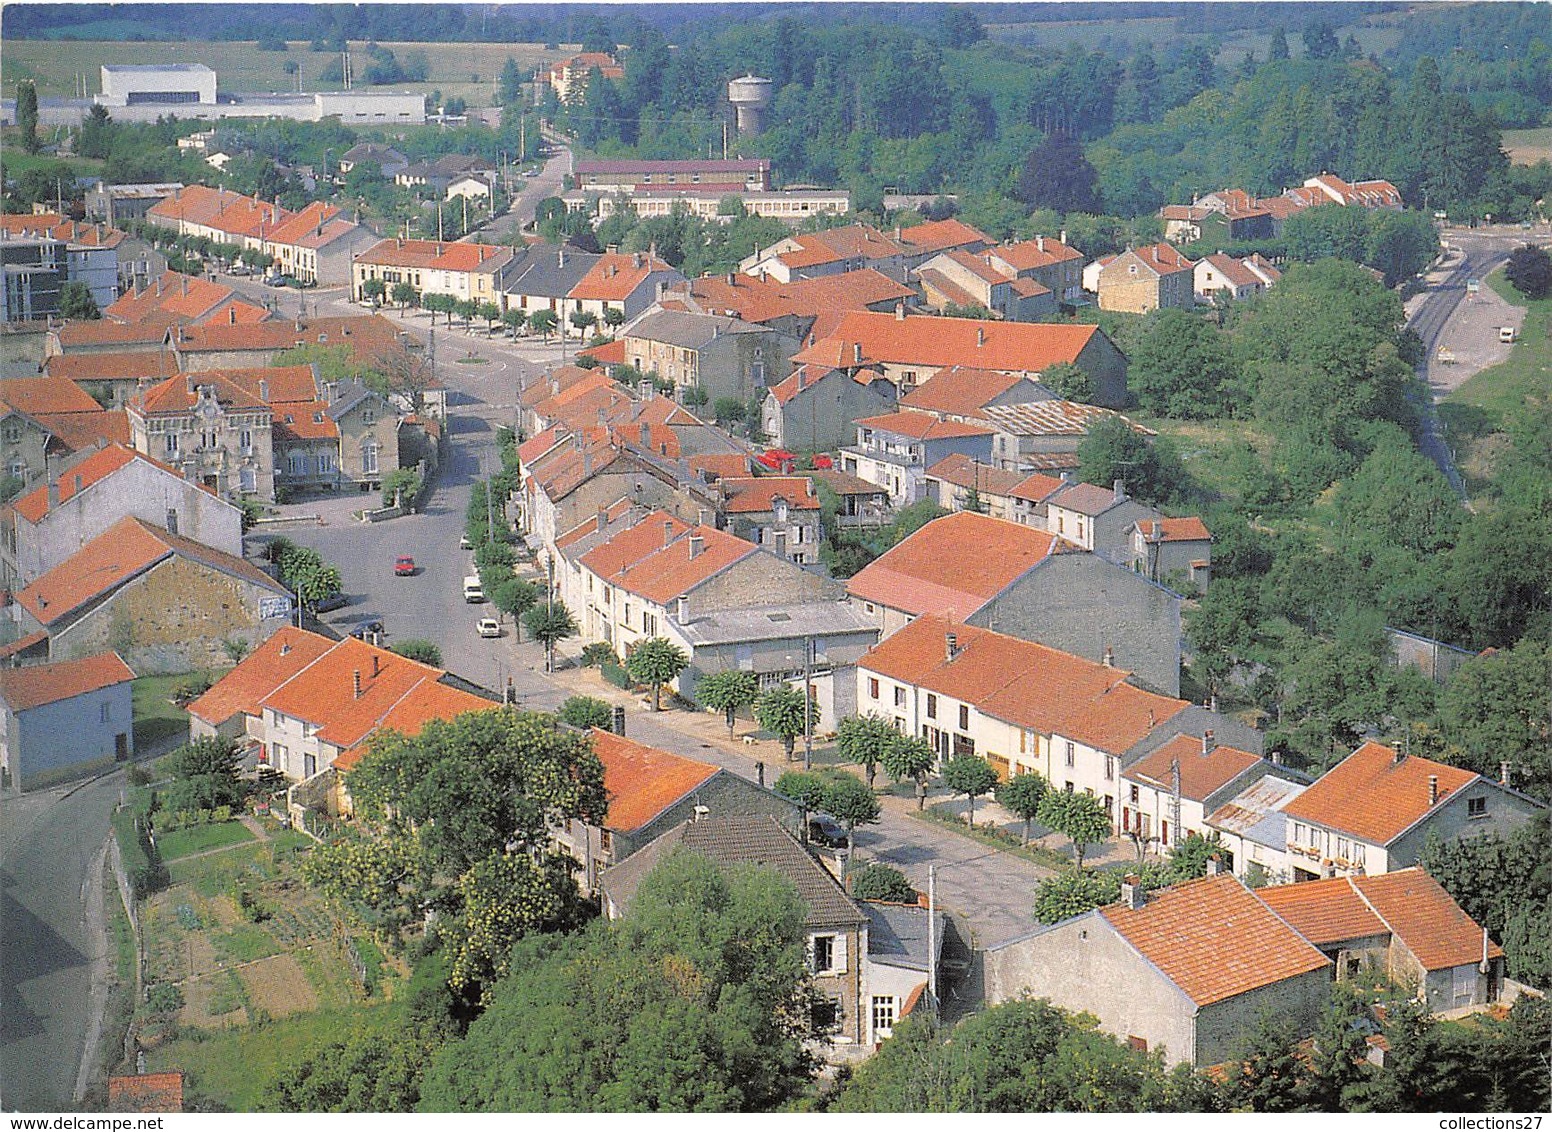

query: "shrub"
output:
558 695 613 730
144 982 184 1015
849 863 918 903
580 642 617 667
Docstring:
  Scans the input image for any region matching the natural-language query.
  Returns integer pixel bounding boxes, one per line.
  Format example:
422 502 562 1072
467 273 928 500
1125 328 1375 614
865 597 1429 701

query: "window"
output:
7 460 24 477
316 453 335 475
623 603 632 628
958 704 970 731
1129 784 1139 804
100 701 112 723
361 408 376 425
1104 756 1115 781
644 613 657 636
361 443 379 475
303 753 317 778
239 466 257 493
239 429 252 450
201 429 218 450
811 934 836 974
273 743 287 770
868 678 879 700
1065 741 1075 768
165 508 179 535
165 433 179 456
1467 797 1488 818
926 694 937 720
3 422 22 444
871 996 896 1038
893 685 906 708
289 453 307 476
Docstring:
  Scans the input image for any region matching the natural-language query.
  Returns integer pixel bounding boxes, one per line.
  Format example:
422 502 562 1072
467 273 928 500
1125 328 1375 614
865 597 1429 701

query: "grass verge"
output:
908 804 1072 871
1448 268 1551 425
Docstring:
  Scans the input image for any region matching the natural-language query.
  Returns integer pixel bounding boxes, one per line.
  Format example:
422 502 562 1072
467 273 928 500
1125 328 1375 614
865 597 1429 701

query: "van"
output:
463 576 485 603
1499 326 1518 343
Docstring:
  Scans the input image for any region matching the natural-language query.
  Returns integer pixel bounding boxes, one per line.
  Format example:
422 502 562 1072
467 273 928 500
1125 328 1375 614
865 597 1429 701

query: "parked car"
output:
349 619 385 640
394 555 416 576
264 274 286 287
463 576 485 602
459 534 474 550
477 617 502 638
808 814 847 849
313 592 349 613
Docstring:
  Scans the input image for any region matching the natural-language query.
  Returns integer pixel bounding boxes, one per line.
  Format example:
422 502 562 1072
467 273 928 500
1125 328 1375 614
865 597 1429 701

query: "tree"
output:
522 601 578 669
1036 790 1112 869
77 104 115 160
1077 416 1183 506
941 754 998 827
820 772 881 860
558 695 613 731
1167 831 1225 881
362 278 387 307
16 81 39 154
489 577 539 642
755 685 814 761
849 863 917 904
774 770 827 839
696 669 759 736
390 281 418 312
163 736 244 813
1017 132 1102 214
1504 244 1552 300
276 544 343 610
1218 1011 1315 1112
624 637 689 711
1269 27 1290 61
478 301 503 334
502 308 525 337
57 281 100 320
712 395 746 426
568 309 598 336
1127 309 1235 419
1438 640 1550 802
498 57 524 106
602 306 625 331
835 713 896 789
419 851 819 1111
995 771 1048 846
390 639 442 666
880 733 935 811
1033 868 1120 924
527 309 557 340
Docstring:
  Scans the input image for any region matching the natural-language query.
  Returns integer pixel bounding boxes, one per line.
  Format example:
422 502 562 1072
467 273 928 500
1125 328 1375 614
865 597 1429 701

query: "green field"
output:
156 821 257 861
1448 268 1552 424
1 39 563 109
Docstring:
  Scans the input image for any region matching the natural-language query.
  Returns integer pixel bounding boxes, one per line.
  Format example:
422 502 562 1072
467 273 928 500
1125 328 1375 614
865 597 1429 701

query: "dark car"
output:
312 592 349 613
349 619 385 640
808 814 847 848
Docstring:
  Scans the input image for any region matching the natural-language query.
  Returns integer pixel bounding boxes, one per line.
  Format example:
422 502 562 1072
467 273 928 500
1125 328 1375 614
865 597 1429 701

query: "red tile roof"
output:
1256 875 1388 946
923 453 1026 497
335 681 496 771
1139 516 1212 543
1011 472 1065 503
767 364 884 407
44 350 180 383
1118 244 1196 276
860 615 1187 755
686 269 914 325
14 516 284 626
989 236 1084 272
1100 875 1330 1006
917 267 987 309
591 728 720 833
1280 743 1480 846
854 411 993 441
555 496 635 550
261 636 444 749
579 510 693 582
54 320 176 350
577 338 626 366
106 271 238 325
1123 734 1264 802
33 409 132 452
792 310 1101 374
719 476 819 513
107 1072 183 1114
356 238 511 274
0 630 49 661
272 400 340 442
847 512 1059 618
1352 869 1503 970
604 524 757 605
187 626 335 727
169 314 401 358
569 251 673 303
0 376 104 416
1198 253 1264 289
898 366 1032 416
0 651 135 712
897 218 994 254
688 453 752 481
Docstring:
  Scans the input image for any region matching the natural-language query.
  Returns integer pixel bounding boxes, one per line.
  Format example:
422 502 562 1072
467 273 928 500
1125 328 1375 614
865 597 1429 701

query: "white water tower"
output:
728 74 773 136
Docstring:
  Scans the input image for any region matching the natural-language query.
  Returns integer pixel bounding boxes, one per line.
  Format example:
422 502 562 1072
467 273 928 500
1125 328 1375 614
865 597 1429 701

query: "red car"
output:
394 555 416 576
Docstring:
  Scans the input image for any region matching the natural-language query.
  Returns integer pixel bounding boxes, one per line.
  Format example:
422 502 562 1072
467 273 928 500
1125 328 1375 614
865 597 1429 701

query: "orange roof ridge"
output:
590 728 720 833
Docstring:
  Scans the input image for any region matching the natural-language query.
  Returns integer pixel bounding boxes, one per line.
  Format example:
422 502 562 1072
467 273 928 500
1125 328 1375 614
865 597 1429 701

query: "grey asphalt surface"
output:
0 772 124 1112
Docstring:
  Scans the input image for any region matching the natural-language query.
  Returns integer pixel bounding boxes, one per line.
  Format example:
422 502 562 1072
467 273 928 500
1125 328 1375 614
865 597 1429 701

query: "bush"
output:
849 863 918 903
113 808 167 898
144 982 184 1015
580 642 617 667
558 695 613 730
600 659 633 690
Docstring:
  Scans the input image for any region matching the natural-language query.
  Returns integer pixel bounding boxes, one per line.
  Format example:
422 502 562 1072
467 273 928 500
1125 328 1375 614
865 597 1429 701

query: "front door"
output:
115 733 128 761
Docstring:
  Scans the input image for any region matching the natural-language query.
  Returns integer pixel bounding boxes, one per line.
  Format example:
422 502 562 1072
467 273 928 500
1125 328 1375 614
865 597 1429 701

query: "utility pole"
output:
927 864 938 1020
545 553 556 673
485 455 494 542
802 635 813 771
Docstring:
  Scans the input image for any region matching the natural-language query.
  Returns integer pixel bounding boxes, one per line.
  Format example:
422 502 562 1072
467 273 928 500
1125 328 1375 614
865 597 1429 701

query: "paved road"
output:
0 773 124 1112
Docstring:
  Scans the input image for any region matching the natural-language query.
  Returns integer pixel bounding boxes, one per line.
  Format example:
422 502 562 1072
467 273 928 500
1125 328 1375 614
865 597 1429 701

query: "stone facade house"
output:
0 651 135 793
985 874 1333 1066
1043 479 1163 562
1131 516 1213 590
761 364 895 453
622 309 798 403
600 815 873 1048
10 516 292 674
1096 244 1197 313
1120 732 1277 856
128 369 279 501
717 475 822 565
983 234 1086 306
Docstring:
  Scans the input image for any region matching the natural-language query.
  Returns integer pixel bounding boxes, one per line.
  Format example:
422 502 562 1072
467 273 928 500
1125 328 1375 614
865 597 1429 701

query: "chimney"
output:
353 670 362 698
1102 644 1115 667
663 519 675 547
1120 875 1144 910
640 422 651 448
1393 745 1406 766
597 505 608 532
945 632 959 662
259 379 269 403
1202 729 1216 755
976 327 985 347
371 655 380 678
853 342 862 364
633 252 643 269
1500 761 1511 787
1151 519 1162 539
582 449 592 477
895 301 905 321
676 594 690 623
74 474 83 494
611 705 626 735
1205 855 1224 877
557 249 565 268
1270 751 1283 766
1428 775 1439 806
186 373 195 396
47 480 60 508
1037 234 1045 252
894 225 902 241
726 272 736 287
228 306 236 325
1113 478 1126 503
688 534 705 559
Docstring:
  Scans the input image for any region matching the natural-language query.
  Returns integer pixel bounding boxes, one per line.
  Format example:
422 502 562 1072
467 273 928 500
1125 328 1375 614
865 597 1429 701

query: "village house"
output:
600 815 873 1048
860 900 946 1045
392 154 497 196
983 234 1087 306
790 310 1128 408
802 467 889 529
261 201 378 286
0 376 112 482
0 442 242 589
1193 251 1280 303
761 364 895 453
566 250 683 332
0 651 135 793
43 351 180 408
1203 772 1312 886
1119 731 1280 857
1257 869 1509 1013
552 725 801 894
498 244 602 331
127 369 278 501
741 224 912 283
185 625 335 743
1094 244 1197 313
621 309 798 403
922 454 1030 521
46 320 183 359
536 51 626 104
10 516 292 674
1131 515 1213 589
1042 479 1163 562
667 268 916 344
1277 742 1544 881
842 412 995 506
105 270 271 329
351 238 512 309
984 874 1333 1066
336 143 408 180
717 476 823 565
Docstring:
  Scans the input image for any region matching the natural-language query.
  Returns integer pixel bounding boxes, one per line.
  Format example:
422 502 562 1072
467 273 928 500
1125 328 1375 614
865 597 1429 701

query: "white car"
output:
477 617 502 638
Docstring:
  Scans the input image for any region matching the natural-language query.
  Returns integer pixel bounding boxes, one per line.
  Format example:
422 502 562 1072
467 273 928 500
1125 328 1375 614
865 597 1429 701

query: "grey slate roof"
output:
499 245 601 299
600 814 866 929
672 601 876 647
325 380 378 421
863 902 946 972
627 309 769 350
